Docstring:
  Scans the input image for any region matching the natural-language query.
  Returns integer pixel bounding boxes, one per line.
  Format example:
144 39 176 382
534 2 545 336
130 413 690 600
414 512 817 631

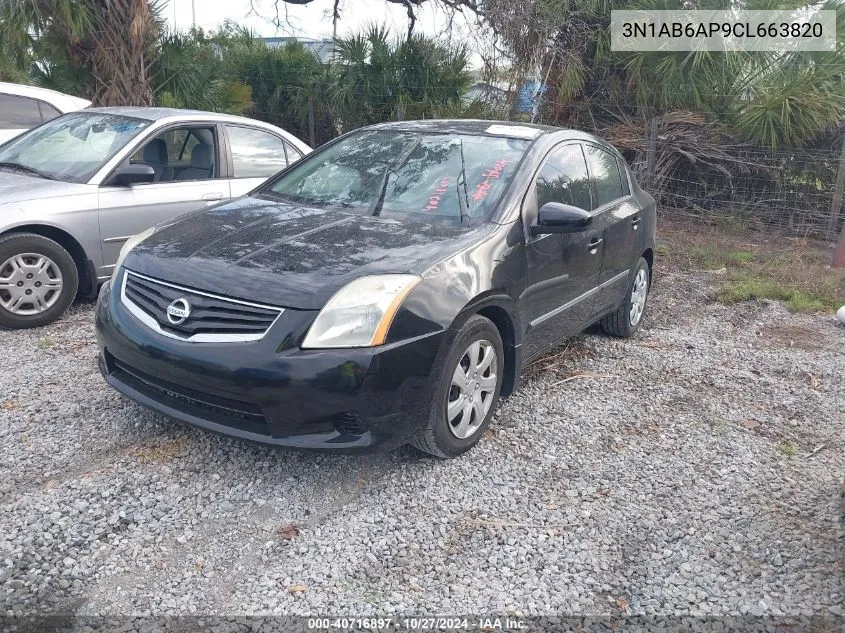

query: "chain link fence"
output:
245 94 844 244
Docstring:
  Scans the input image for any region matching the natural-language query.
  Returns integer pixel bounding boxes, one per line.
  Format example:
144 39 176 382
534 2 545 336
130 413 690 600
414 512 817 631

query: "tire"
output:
411 314 504 458
601 257 650 338
0 232 79 329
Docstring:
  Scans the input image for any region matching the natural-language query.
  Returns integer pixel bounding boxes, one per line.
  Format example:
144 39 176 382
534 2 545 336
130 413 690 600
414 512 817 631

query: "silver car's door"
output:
97 124 230 271
224 124 302 197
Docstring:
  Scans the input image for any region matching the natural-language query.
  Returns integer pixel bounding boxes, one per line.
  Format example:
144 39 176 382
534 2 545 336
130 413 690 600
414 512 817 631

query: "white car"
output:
0 82 91 145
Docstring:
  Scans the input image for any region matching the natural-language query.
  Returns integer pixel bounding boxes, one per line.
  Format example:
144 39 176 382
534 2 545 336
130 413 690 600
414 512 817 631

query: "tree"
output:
255 0 477 39
154 24 255 113
330 26 471 131
468 0 845 149
0 0 162 105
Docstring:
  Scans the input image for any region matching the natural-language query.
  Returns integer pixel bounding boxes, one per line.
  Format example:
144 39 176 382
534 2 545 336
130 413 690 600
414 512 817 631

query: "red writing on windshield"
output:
473 159 509 202
423 177 453 212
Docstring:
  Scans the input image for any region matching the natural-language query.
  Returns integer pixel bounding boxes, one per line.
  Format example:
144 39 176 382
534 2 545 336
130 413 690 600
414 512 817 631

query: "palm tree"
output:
483 0 845 149
331 26 471 130
153 25 254 114
0 0 161 105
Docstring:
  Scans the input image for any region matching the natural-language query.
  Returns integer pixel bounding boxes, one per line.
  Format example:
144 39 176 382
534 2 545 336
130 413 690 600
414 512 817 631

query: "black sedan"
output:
95 120 656 458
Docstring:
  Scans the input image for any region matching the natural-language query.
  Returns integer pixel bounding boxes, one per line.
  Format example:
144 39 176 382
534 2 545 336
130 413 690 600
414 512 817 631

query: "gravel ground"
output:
1 270 843 620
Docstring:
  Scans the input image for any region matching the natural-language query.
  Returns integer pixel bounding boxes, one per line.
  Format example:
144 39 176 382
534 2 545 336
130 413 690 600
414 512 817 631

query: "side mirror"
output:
531 202 592 235
109 163 155 186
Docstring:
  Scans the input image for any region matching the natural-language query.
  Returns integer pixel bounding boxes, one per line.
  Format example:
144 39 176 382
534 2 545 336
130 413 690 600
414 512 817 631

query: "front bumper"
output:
95 279 445 452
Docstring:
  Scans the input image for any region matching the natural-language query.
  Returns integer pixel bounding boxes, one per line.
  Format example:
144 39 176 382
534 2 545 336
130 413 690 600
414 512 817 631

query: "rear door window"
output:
585 145 624 208
226 125 289 178
0 94 43 129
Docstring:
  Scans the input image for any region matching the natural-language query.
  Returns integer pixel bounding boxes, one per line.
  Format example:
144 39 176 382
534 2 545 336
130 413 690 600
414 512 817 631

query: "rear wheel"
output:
0 233 79 329
601 257 650 338
411 315 503 458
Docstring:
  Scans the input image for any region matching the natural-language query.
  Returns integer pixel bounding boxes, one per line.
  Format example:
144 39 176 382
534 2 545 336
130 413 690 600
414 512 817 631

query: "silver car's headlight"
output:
112 226 156 278
301 275 421 349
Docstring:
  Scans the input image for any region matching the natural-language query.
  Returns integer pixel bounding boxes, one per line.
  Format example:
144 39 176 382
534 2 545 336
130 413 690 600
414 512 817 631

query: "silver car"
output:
0 107 311 329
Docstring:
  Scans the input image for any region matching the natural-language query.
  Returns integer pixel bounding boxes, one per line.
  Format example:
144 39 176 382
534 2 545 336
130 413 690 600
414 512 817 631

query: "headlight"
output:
301 274 421 349
112 226 156 278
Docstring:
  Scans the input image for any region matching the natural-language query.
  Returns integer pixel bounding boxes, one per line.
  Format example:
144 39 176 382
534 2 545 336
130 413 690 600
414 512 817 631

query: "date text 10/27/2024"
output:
307 617 528 630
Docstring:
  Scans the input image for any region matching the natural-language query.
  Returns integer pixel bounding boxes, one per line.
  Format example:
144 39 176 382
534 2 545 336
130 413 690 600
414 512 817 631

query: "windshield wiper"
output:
0 162 55 181
370 138 422 217
456 139 470 226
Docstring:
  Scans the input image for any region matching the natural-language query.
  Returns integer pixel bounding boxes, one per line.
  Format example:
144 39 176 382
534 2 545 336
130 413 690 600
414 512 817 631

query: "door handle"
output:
631 216 641 230
588 237 603 254
202 193 224 202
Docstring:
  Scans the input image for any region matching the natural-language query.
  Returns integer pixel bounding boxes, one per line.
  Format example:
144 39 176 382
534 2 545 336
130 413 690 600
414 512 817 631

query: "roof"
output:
82 107 313 154
261 36 335 63
468 82 509 94
369 119 562 138
0 82 90 112
84 106 282 128
84 106 225 121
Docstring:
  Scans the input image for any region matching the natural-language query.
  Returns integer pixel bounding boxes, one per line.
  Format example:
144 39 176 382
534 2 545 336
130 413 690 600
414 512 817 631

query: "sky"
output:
167 0 464 41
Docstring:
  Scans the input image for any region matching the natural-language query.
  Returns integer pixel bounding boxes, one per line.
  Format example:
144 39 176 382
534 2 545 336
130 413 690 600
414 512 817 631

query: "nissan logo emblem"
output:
166 298 191 325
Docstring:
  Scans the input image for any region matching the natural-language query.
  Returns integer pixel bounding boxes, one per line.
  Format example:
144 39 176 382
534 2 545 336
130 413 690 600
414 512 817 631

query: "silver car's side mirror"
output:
109 163 155 187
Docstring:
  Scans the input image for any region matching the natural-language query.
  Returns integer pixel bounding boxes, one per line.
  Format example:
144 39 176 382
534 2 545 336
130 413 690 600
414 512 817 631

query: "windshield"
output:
0 112 151 183
265 129 530 223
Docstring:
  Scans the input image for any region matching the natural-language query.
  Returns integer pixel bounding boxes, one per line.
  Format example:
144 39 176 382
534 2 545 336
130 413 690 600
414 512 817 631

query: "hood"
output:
124 195 487 310
0 170 85 203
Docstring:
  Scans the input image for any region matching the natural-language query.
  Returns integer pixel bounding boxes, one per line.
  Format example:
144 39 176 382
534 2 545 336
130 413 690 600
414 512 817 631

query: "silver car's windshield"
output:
0 112 151 183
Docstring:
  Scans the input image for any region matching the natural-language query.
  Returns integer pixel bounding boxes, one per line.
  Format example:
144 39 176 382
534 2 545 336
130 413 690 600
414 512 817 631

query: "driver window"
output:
130 127 217 183
535 144 592 211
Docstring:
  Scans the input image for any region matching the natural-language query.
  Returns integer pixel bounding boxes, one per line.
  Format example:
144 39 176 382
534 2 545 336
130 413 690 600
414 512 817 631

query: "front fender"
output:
386 220 525 341
385 221 527 396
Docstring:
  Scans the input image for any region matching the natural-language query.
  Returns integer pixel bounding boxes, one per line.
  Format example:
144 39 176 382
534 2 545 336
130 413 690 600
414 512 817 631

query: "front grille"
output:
110 356 271 436
122 271 283 342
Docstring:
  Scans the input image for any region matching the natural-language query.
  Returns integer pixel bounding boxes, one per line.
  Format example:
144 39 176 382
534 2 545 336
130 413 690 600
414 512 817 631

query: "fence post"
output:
307 97 316 148
646 116 659 191
835 225 845 268
828 129 845 239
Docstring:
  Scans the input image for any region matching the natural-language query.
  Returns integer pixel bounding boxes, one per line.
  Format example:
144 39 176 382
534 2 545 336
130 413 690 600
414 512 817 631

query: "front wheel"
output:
411 315 504 458
0 233 79 329
601 257 650 337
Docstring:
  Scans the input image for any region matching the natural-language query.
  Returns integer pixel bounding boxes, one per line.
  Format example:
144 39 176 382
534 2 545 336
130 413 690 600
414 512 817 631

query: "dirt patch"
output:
762 323 829 351
658 216 845 312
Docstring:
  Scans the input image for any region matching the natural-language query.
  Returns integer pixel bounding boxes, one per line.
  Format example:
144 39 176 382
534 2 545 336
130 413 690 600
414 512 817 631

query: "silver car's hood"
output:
0 170 86 203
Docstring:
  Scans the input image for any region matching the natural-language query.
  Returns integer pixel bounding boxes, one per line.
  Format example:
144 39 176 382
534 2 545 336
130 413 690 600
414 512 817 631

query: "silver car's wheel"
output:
0 253 64 316
0 233 79 329
446 339 498 439
629 268 648 326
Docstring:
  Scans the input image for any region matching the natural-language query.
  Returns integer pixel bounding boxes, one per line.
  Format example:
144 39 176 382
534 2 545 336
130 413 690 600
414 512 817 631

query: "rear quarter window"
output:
38 101 62 123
